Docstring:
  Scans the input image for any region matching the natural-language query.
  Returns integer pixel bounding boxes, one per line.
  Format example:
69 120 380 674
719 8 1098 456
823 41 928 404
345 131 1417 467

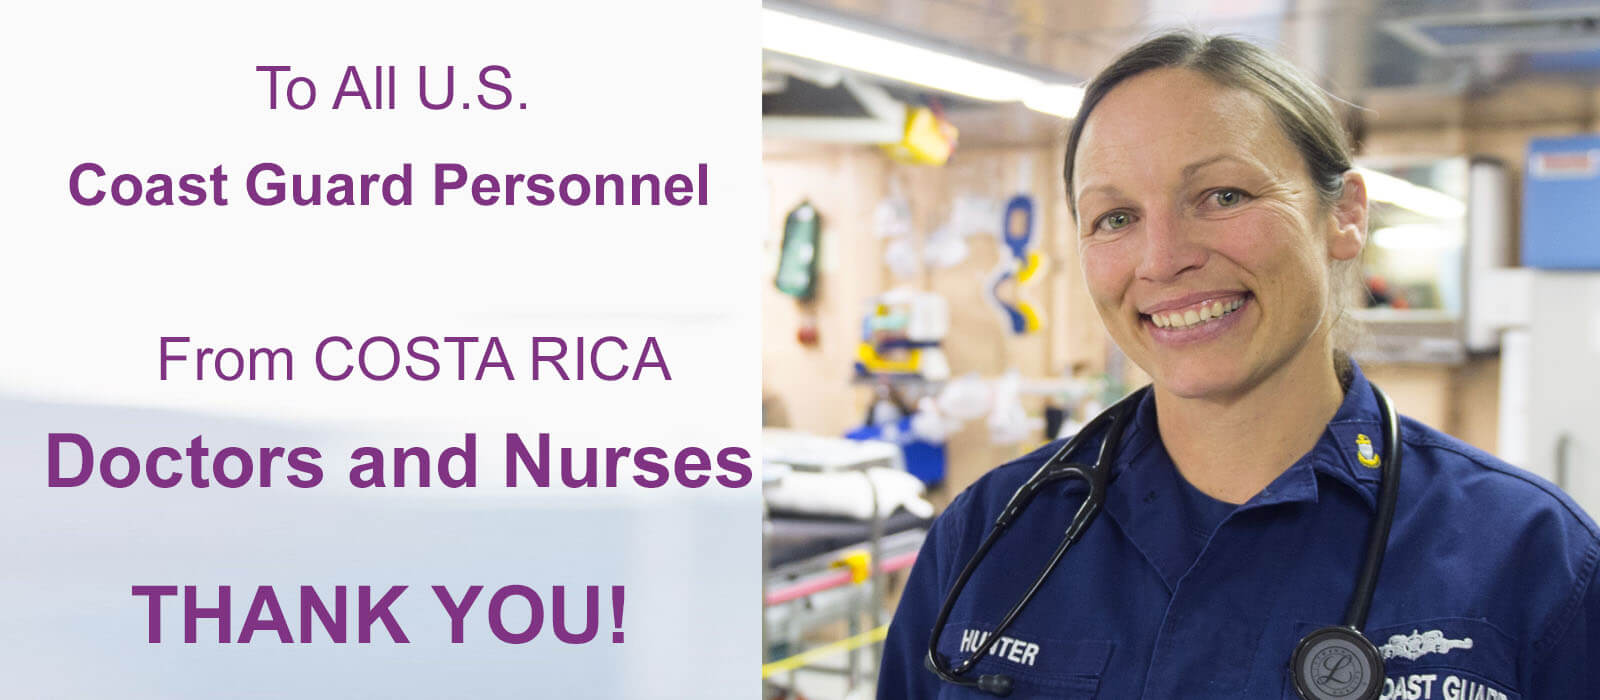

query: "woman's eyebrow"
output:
1076 155 1269 204
1181 154 1257 179
1075 183 1124 205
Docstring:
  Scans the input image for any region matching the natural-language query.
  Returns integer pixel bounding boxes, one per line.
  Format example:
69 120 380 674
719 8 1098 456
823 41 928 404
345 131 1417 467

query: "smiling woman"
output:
879 31 1600 700
1069 64 1369 501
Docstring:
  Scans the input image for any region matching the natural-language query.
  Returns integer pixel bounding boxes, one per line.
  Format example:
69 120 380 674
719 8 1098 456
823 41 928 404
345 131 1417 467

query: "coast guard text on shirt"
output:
1382 673 1511 700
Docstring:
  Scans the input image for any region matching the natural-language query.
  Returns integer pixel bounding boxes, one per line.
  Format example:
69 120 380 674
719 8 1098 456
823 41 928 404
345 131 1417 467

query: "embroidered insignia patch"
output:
1379 629 1474 661
1356 433 1381 468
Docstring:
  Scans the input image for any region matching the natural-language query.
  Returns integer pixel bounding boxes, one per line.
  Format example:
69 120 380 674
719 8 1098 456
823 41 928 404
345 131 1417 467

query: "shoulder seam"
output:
1399 432 1600 659
1404 434 1600 541
947 487 970 579
933 483 986 592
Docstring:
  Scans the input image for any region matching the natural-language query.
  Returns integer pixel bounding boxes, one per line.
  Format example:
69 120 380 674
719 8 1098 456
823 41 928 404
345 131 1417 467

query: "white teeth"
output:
1151 297 1245 330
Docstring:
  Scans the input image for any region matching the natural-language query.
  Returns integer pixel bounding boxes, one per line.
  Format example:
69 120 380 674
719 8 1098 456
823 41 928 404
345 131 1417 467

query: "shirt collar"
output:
1316 360 1388 509
1094 362 1392 590
1108 360 1387 514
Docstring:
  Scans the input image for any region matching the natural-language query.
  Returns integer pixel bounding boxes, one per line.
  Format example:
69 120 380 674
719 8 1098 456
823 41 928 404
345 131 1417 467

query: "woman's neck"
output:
1153 348 1346 505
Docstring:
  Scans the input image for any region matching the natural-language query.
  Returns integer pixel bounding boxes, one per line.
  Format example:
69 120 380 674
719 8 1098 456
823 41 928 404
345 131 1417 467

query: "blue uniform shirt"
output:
880 363 1600 699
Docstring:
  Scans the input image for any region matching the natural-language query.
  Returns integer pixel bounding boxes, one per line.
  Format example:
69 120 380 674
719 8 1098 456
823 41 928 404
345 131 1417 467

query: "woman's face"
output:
1072 68 1363 401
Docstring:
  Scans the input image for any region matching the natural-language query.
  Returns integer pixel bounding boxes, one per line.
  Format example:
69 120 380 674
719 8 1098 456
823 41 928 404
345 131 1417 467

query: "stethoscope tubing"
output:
924 387 1145 691
1344 385 1401 631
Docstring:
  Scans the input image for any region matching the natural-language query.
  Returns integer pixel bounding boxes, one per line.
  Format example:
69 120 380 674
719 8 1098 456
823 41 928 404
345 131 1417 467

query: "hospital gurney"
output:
761 430 933 699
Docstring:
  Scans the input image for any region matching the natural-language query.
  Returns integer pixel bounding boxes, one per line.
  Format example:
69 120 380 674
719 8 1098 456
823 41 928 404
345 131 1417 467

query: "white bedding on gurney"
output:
764 465 933 520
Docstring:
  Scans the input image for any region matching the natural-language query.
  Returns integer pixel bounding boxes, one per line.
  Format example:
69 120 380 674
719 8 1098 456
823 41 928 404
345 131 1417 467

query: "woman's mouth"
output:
1141 292 1252 343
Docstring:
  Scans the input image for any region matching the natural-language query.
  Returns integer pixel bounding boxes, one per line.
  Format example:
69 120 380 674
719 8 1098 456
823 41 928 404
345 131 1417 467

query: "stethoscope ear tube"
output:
922 654 1014 696
993 399 1124 529
924 387 1148 696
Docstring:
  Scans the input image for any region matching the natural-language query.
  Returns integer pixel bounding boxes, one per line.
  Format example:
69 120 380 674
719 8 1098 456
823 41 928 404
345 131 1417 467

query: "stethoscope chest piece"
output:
1291 625 1384 700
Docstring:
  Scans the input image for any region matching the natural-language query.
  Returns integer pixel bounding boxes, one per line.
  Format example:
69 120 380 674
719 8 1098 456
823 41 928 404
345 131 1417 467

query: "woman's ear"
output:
1328 170 1367 262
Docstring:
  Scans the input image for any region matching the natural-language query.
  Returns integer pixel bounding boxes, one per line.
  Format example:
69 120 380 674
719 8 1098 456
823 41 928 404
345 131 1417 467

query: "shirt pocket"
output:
1283 618 1521 700
934 620 1114 699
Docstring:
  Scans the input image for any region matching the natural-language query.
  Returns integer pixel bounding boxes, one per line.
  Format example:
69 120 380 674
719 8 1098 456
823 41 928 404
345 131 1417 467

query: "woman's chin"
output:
1147 362 1249 401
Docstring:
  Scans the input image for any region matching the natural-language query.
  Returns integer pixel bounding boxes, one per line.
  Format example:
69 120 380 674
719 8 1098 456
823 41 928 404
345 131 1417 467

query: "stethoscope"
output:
924 383 1402 700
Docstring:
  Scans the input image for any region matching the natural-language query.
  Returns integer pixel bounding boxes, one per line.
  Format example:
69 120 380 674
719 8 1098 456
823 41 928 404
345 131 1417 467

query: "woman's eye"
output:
1098 212 1131 231
1211 189 1246 207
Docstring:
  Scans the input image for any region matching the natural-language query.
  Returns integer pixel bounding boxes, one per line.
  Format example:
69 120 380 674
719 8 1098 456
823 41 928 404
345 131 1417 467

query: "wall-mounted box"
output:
1524 135 1600 270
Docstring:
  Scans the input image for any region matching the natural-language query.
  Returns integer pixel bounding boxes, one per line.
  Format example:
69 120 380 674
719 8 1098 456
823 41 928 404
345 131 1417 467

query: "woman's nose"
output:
1134 211 1208 282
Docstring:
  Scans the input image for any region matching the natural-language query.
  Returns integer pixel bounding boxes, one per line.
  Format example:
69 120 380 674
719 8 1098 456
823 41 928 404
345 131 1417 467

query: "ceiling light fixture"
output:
1021 83 1086 118
763 4 1084 117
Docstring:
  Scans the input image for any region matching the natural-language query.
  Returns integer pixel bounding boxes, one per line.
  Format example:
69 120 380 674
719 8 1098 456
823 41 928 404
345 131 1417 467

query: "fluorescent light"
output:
1372 223 1461 250
1022 83 1086 118
763 7 1042 103
1357 167 1466 219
